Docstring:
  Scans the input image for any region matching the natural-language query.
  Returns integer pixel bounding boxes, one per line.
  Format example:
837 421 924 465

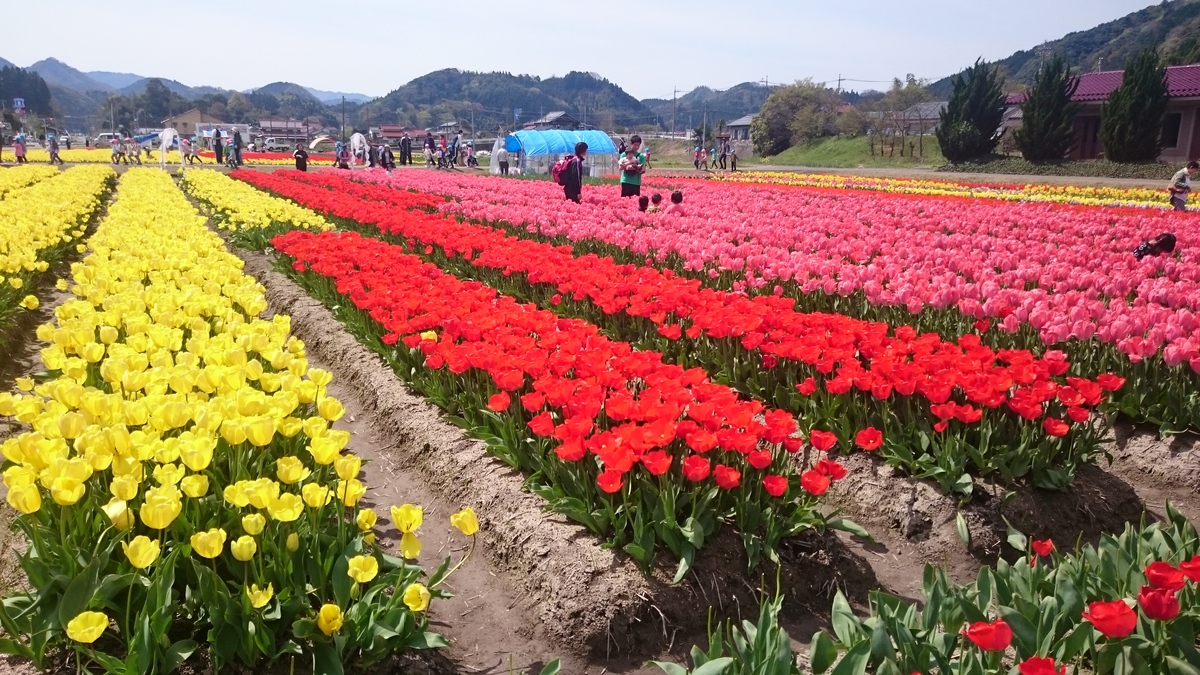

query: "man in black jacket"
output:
400 133 412 165
561 142 588 203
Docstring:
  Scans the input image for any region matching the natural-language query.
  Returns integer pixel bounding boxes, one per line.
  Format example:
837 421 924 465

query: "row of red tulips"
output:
271 228 859 577
336 169 1200 432
235 170 1123 495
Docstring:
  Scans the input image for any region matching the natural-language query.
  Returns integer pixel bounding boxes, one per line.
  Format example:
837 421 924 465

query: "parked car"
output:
260 137 293 152
94 132 123 147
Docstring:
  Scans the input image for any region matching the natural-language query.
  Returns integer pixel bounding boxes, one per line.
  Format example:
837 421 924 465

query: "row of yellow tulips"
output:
0 165 60 199
180 169 332 250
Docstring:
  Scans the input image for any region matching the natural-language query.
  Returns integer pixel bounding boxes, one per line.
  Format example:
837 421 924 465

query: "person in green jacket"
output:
618 134 646 198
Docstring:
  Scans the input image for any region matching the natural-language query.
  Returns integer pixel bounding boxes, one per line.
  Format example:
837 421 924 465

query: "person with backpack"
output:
1169 161 1197 211
554 142 588 203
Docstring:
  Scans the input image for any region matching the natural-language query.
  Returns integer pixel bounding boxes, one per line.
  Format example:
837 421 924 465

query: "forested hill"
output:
931 0 1200 95
359 69 651 131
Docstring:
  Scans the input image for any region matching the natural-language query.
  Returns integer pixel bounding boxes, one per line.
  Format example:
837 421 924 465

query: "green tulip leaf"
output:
810 631 838 674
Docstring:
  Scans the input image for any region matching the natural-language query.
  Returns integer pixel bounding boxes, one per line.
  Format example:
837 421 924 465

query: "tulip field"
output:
1 162 1200 675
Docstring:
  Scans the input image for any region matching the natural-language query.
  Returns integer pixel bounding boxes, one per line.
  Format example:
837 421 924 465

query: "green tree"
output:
750 79 839 156
1099 48 1169 162
936 58 1006 163
0 66 53 116
1014 55 1081 161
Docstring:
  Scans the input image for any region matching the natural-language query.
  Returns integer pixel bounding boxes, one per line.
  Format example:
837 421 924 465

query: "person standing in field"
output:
693 147 701 170
400 133 412 166
293 143 309 171
48 135 63 165
560 142 588 203
617 134 647 198
1169 161 1197 211
213 128 224 164
13 134 27 164
496 145 509 175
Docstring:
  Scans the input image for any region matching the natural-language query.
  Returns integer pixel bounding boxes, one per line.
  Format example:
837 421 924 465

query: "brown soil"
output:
828 452 1148 597
1107 422 1200 523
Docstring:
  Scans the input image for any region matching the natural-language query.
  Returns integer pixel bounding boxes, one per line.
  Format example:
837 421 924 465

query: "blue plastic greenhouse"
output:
490 129 617 177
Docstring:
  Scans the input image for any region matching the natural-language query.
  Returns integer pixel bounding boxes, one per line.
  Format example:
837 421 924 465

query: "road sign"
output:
514 108 521 122
13 98 24 109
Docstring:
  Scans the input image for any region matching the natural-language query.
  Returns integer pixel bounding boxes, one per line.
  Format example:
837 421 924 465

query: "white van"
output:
94 132 123 147
261 137 293 152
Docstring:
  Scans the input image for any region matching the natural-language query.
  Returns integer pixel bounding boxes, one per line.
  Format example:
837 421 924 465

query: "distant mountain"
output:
641 82 771 129
363 69 648 130
252 81 324 104
0 56 14 70
304 87 372 104
87 70 145 89
47 84 106 124
931 0 1200 95
28 58 113 93
119 77 227 99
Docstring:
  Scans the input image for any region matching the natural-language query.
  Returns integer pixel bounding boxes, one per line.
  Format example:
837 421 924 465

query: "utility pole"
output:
702 102 707 152
341 96 346 142
671 87 679 138
837 74 843 93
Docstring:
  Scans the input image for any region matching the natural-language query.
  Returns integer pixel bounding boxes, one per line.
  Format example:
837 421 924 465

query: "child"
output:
648 193 663 213
637 195 649 212
619 148 642 194
730 151 738 172
663 190 685 216
1134 233 1177 260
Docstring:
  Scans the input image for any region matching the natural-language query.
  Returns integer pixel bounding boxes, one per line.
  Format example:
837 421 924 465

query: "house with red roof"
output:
1006 63 1200 162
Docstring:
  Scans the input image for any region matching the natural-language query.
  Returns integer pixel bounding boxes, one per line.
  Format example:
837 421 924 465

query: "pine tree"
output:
936 59 1006 163
1014 55 1081 161
1099 48 1169 163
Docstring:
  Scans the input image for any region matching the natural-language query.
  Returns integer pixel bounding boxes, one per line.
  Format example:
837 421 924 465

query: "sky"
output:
3 0 1161 99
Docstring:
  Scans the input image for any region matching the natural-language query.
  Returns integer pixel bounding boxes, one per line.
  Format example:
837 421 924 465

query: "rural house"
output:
1006 63 1200 162
523 111 581 131
256 118 309 144
726 114 754 141
161 108 225 136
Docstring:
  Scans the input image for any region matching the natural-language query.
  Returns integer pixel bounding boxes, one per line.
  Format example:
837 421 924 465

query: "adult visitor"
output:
380 143 395 170
230 128 244 167
400 133 412 165
1134 233 1177 260
1169 161 1197 211
560 142 588 203
213 128 224 164
48 135 64 165
64 135 72 151
617 134 647 198
496 145 509 175
293 143 309 171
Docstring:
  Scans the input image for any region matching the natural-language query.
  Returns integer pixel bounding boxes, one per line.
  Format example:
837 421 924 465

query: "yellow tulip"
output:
450 508 480 536
219 419 247 445
243 416 275 447
223 482 250 508
153 462 185 486
355 508 377 532
98 325 118 345
403 583 431 612
179 437 214 471
317 396 345 422
335 478 365 506
247 583 274 609
316 603 343 636
2 465 37 489
419 330 438 342
286 532 299 552
55 278 69 291
301 482 332 508
14 377 34 392
275 456 311 484
50 477 86 505
102 497 133 530
19 295 37 310
110 474 139 501
140 485 183 529
399 532 421 560
79 342 105 363
275 415 302 437
242 513 266 536
180 474 209 498
334 454 361 481
6 484 41 514
302 416 327 438
66 611 108 643
346 555 379 583
121 535 161 569
308 436 341 465
391 504 423 533
243 478 280 509
190 528 227 559
267 493 303 522
230 535 257 561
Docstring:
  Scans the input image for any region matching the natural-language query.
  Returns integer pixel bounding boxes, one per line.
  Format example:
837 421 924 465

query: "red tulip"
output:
762 475 788 497
961 619 1012 652
795 377 817 396
597 470 623 494
854 427 883 451
809 430 838 452
713 464 741 490
1042 418 1069 437
1145 561 1186 591
682 455 710 482
1138 585 1180 621
1082 599 1137 638
1031 539 1054 557
487 392 510 412
1018 656 1066 675
641 450 672 476
1178 555 1200 583
800 470 830 496
814 458 848 480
